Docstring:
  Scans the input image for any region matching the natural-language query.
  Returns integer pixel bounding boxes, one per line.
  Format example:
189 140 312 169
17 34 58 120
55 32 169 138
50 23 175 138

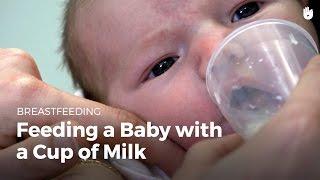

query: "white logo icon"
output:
303 7 313 20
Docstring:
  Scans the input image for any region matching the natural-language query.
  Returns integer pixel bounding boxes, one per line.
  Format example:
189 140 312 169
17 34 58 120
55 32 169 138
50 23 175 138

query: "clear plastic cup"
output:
206 19 319 139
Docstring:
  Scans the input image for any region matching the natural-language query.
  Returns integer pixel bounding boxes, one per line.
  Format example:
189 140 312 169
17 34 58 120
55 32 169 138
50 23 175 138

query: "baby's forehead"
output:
72 1 147 87
73 0 240 83
74 1 160 65
75 0 198 55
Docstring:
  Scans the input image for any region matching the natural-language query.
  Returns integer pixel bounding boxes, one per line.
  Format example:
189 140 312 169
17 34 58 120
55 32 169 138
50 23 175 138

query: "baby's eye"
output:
148 56 179 79
232 2 261 22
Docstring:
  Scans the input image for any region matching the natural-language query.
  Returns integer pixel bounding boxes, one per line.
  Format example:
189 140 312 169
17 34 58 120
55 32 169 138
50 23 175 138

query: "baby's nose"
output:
194 23 231 81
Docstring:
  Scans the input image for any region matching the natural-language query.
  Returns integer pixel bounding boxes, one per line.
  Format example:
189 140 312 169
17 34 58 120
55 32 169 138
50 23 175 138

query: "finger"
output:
250 55 320 143
0 48 185 173
183 134 243 167
197 56 320 179
0 122 89 180
0 74 185 174
274 55 320 126
0 48 42 80
173 135 243 180
203 56 320 179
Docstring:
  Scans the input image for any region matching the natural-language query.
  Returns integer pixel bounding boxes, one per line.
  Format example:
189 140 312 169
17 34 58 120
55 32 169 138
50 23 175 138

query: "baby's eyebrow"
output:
139 24 179 49
138 27 174 49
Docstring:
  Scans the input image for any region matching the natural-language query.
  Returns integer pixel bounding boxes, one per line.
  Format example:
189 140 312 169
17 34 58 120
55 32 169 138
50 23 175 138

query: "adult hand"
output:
174 55 320 180
0 48 184 179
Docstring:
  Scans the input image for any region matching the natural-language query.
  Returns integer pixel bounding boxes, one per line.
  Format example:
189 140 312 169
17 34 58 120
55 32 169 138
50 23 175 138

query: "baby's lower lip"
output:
213 110 235 135
219 118 235 135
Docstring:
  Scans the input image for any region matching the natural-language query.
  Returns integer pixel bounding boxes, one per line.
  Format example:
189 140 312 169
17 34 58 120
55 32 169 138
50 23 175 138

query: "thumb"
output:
183 134 243 167
173 134 243 180
0 121 90 180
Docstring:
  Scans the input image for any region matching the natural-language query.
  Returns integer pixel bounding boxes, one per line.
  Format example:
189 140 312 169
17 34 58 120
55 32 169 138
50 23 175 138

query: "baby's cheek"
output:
117 75 217 147
149 77 223 148
159 76 217 121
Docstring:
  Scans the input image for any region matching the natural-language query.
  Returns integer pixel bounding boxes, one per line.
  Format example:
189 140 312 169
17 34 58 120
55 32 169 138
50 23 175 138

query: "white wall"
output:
0 0 75 93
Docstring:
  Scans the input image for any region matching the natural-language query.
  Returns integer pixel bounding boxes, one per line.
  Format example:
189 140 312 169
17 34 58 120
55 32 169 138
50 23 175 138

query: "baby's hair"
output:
61 0 98 100
61 0 320 101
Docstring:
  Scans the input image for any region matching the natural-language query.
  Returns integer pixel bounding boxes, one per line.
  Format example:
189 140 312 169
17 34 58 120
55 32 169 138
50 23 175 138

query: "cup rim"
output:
206 18 319 105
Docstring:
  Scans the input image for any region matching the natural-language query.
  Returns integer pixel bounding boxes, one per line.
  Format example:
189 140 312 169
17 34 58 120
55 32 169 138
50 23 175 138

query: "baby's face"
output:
75 0 318 149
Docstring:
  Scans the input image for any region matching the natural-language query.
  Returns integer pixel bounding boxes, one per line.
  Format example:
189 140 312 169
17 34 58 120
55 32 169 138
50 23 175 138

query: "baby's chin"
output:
178 118 235 150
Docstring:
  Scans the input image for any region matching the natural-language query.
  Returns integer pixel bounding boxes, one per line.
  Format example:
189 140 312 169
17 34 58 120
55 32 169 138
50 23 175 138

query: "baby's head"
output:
62 0 319 149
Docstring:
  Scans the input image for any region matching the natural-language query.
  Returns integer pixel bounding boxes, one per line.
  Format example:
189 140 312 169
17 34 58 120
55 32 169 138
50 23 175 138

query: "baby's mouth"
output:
210 77 287 138
219 117 235 135
182 82 284 149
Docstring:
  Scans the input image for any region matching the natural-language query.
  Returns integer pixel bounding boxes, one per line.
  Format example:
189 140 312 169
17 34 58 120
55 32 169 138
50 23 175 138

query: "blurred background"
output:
0 0 75 93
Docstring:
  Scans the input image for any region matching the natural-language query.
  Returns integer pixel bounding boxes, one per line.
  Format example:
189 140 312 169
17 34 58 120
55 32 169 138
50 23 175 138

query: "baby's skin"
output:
0 0 320 179
72 0 317 149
